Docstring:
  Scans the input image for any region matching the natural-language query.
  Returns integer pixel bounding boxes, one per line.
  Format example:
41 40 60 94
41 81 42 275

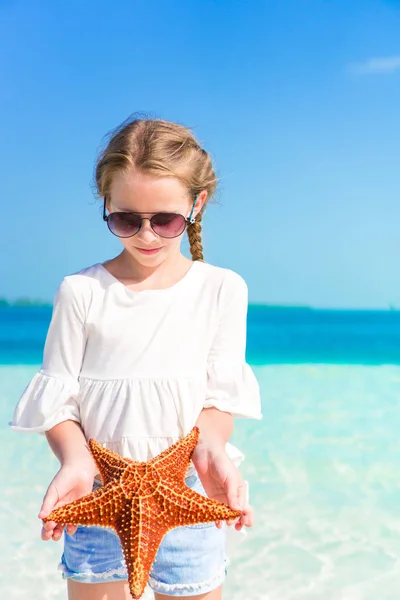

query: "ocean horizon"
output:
1 305 400 598
1 304 400 365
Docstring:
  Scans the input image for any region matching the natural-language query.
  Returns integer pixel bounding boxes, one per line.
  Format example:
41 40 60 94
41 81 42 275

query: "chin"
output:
129 247 167 265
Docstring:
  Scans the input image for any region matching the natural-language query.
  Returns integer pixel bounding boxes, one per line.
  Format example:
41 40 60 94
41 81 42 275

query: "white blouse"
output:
10 260 262 474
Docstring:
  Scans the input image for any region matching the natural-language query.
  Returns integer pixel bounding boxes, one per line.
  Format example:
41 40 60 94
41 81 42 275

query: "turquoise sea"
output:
2 305 400 599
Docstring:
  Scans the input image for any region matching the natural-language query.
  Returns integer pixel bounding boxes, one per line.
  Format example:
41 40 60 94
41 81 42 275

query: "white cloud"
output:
350 56 400 75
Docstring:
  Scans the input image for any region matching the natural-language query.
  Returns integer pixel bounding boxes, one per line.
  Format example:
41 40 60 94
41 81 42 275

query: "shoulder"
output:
196 261 248 301
63 262 103 289
53 263 103 312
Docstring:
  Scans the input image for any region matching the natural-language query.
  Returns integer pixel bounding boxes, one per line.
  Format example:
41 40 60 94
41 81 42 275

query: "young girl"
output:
11 116 262 600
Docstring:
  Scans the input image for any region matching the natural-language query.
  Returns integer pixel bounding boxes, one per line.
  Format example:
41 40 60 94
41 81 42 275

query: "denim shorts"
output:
58 473 228 597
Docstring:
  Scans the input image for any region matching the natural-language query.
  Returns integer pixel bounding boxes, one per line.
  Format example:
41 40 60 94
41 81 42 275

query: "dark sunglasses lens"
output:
151 213 186 238
107 213 141 237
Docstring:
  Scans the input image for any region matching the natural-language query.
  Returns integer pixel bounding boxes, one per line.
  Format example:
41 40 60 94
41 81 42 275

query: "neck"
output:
118 250 192 286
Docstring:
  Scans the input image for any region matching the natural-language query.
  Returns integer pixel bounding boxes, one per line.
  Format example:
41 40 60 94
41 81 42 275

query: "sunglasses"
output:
103 195 198 239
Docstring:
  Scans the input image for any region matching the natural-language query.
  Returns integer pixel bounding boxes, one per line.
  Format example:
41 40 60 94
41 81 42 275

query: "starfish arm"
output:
88 439 133 486
115 499 167 600
160 483 242 527
149 427 199 480
45 483 125 528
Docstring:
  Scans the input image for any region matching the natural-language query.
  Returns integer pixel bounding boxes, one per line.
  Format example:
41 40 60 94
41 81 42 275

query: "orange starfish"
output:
45 426 242 599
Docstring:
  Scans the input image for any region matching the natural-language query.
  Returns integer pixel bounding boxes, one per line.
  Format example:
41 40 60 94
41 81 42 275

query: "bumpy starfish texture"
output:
45 426 242 599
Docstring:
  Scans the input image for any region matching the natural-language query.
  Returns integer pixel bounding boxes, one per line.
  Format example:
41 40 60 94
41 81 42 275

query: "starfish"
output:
44 426 242 599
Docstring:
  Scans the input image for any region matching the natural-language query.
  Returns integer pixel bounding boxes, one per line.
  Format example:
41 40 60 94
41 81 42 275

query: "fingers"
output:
217 502 254 530
226 469 247 510
41 520 77 541
52 523 64 541
66 524 78 535
235 504 254 530
226 478 247 527
227 481 246 511
41 519 55 540
226 481 253 529
39 483 68 542
234 480 253 530
41 520 63 541
41 521 77 541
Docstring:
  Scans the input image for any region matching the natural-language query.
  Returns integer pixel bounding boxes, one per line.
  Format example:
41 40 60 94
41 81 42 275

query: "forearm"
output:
195 407 234 452
45 419 96 473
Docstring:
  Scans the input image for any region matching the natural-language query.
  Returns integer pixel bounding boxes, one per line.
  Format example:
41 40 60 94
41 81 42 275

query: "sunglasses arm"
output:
103 199 108 221
187 194 198 224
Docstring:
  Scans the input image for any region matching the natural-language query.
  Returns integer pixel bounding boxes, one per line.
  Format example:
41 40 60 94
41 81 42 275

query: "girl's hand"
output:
38 462 95 542
191 444 254 531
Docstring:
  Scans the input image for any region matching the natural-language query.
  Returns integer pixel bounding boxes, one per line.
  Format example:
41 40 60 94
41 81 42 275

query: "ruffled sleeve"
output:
10 277 86 433
204 272 262 420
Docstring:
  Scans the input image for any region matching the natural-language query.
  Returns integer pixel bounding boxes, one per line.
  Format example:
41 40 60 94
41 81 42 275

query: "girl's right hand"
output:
38 463 95 542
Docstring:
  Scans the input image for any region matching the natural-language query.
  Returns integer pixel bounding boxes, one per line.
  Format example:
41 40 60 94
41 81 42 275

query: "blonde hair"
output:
94 115 218 261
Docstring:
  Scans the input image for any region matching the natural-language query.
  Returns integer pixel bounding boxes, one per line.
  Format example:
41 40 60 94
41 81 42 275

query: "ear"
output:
104 196 112 214
194 190 208 216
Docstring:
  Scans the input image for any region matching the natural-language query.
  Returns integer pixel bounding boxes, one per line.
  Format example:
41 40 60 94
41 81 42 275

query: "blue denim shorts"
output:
58 473 228 597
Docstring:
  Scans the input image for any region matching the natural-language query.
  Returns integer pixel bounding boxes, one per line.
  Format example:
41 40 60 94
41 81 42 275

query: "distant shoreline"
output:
0 295 312 310
0 298 398 311
0 298 52 308
0 299 311 309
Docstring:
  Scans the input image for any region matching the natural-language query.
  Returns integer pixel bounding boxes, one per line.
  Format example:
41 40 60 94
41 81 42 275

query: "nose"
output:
136 218 159 243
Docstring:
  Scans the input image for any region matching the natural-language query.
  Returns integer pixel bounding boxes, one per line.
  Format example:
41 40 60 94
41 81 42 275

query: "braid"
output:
187 213 204 262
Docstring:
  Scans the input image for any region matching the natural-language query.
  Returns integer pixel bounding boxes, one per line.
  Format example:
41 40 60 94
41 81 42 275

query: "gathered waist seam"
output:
79 375 204 383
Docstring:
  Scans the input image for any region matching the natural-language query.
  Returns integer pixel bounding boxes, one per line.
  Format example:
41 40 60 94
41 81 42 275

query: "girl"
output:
11 116 262 600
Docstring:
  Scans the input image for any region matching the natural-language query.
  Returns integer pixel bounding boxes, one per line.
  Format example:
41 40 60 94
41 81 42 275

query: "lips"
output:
135 247 161 255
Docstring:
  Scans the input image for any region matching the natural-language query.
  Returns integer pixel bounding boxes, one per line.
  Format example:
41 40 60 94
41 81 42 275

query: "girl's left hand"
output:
191 445 254 530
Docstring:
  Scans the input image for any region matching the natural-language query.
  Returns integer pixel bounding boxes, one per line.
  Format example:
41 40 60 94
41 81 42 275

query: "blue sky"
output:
1 0 399 308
